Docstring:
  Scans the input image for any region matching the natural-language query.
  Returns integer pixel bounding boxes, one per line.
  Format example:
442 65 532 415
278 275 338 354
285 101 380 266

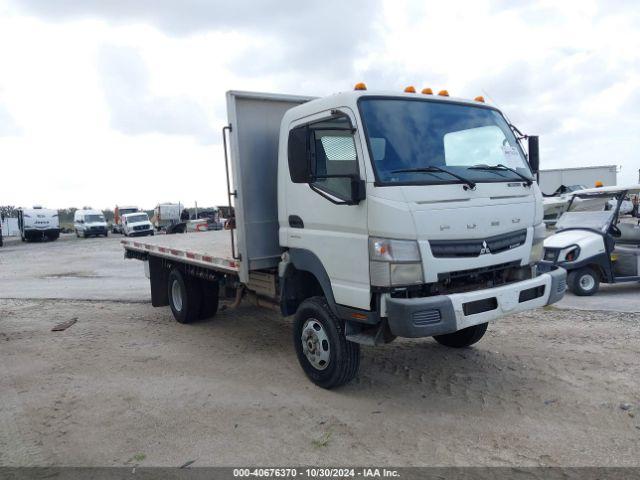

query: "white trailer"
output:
153 203 183 230
538 165 617 195
123 88 566 388
17 206 60 242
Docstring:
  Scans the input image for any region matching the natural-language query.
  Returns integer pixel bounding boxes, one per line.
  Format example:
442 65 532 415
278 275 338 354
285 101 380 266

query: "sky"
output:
0 0 639 210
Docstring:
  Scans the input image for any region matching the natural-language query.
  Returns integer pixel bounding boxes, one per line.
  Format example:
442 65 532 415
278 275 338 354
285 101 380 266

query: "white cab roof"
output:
282 89 495 124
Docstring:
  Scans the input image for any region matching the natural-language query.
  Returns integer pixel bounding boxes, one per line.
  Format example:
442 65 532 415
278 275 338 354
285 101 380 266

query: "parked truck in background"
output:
122 212 154 237
538 165 617 195
113 205 139 234
123 87 567 388
17 206 60 242
153 203 183 231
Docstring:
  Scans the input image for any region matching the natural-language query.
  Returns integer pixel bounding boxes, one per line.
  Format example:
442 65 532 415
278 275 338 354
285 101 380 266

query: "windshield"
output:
358 98 532 185
557 194 619 232
126 214 149 223
556 210 614 232
120 209 137 215
85 214 105 223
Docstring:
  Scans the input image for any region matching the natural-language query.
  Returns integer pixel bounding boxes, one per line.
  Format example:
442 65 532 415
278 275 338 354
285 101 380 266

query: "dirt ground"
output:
0 235 639 467
0 298 638 467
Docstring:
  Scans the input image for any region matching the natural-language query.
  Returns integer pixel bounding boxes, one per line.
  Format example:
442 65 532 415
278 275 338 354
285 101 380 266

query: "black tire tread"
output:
198 279 219 320
168 269 202 324
294 296 360 389
568 266 599 296
434 322 488 348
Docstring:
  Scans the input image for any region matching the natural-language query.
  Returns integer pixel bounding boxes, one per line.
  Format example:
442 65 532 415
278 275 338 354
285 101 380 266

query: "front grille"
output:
411 309 441 326
430 229 527 258
133 225 148 231
557 278 567 293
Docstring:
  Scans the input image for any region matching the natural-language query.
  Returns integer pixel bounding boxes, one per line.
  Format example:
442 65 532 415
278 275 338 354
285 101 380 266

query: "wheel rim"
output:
301 318 331 371
171 280 183 311
579 274 595 291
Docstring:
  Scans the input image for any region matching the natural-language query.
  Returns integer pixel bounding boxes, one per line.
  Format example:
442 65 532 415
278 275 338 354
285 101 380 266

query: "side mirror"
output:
528 136 539 174
350 178 366 204
288 126 311 183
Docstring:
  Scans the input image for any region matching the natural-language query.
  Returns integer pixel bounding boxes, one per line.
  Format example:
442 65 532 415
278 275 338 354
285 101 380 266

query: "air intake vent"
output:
411 309 441 326
430 229 527 258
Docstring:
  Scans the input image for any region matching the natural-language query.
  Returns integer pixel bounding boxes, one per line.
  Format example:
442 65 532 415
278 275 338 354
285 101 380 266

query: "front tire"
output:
568 267 600 296
168 269 202 324
434 322 488 348
293 296 360 389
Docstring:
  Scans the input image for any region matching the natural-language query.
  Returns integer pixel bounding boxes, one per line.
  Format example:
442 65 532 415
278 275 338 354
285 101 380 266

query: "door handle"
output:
289 215 304 229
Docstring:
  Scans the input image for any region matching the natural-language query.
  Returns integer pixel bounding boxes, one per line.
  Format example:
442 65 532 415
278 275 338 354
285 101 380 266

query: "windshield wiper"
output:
391 166 476 190
468 164 533 186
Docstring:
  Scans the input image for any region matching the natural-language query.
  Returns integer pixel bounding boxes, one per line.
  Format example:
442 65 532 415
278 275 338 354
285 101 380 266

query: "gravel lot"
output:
1 234 639 467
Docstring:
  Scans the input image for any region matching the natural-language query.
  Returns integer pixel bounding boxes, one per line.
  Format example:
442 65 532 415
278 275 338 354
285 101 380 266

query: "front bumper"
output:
385 267 566 338
128 230 154 237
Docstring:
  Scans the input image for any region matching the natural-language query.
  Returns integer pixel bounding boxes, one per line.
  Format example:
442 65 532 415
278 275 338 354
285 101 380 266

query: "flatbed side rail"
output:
121 239 239 274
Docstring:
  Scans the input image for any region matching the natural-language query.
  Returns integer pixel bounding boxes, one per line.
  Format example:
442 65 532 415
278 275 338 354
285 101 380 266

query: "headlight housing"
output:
559 245 580 262
369 237 423 287
529 223 546 264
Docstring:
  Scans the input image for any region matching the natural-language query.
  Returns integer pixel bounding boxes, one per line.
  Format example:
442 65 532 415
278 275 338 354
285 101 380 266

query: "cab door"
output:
283 109 370 310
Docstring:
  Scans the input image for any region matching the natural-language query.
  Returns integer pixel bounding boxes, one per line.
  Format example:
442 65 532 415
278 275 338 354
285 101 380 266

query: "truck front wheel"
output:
434 323 488 348
168 269 202 324
293 296 360 389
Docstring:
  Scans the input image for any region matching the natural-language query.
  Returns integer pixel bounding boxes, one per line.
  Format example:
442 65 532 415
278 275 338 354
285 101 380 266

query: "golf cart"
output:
540 185 640 296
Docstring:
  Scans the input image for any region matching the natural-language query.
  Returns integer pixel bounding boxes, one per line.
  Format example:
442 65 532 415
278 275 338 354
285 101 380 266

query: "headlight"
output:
529 223 546 264
369 237 423 286
560 245 580 262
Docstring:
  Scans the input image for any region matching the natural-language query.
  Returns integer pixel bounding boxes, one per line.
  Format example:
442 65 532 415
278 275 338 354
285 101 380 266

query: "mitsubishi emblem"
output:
480 240 491 255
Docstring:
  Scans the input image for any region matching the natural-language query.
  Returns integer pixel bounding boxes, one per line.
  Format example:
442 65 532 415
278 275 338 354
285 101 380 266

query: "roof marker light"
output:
354 82 367 91
438 89 449 96
474 95 485 102
421 88 433 94
404 86 416 93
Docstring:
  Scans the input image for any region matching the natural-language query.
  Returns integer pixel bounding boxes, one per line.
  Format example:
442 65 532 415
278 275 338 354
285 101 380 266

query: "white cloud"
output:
0 0 639 210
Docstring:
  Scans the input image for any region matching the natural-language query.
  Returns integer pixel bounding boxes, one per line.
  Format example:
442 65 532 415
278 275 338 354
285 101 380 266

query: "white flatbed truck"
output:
123 88 567 388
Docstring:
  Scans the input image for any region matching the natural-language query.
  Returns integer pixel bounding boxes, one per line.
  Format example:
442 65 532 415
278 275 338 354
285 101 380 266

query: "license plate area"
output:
462 297 498 316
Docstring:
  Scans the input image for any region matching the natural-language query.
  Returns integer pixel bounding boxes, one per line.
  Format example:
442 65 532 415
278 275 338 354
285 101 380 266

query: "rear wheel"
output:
168 269 202 324
198 279 219 319
568 267 600 296
293 296 360 389
434 322 488 348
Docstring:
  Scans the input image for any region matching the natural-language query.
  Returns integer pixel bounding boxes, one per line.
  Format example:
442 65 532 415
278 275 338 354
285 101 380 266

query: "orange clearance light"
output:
474 95 485 102
354 82 367 91
404 85 416 93
438 89 450 96
595 181 604 187
421 87 433 94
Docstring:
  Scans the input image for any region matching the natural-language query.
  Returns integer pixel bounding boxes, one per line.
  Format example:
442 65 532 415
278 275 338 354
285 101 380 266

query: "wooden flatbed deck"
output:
122 230 239 273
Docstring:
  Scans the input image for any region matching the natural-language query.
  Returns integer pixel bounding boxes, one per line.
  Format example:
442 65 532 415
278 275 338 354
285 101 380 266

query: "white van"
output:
122 212 154 237
74 209 108 238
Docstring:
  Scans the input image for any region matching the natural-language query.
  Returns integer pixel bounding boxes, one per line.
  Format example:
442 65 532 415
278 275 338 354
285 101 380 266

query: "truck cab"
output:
121 212 154 237
113 206 139 234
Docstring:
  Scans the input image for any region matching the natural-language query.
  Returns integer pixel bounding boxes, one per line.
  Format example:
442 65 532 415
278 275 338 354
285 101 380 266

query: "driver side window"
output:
288 114 359 202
